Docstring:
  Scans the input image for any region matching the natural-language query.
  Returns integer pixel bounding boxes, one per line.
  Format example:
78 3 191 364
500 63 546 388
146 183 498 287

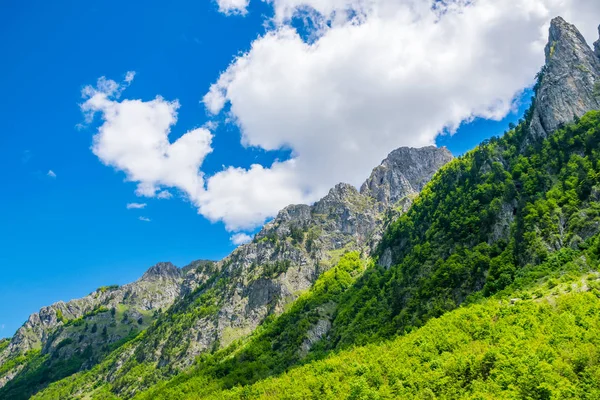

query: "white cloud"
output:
139 216 151 222
84 1 600 233
124 71 136 83
216 0 249 15
47 170 56 178
81 74 213 203
81 75 309 231
230 232 253 245
157 190 173 199
199 160 312 231
126 202 147 209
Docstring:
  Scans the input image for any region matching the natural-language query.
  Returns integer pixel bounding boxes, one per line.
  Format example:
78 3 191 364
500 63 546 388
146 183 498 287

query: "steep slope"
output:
0 261 199 398
323 18 600 349
124 18 600 398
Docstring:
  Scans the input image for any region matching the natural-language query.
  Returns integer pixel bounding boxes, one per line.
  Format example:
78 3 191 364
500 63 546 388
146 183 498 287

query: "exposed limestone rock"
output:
529 17 600 141
361 146 453 208
299 319 332 357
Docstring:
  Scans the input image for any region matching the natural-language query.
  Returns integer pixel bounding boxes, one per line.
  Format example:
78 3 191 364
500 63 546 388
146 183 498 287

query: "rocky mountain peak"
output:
141 262 181 281
313 183 360 209
529 16 600 140
360 146 453 207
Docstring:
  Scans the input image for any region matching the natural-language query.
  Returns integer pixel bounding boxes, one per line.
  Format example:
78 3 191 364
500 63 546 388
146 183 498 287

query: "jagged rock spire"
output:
141 261 181 281
529 17 600 140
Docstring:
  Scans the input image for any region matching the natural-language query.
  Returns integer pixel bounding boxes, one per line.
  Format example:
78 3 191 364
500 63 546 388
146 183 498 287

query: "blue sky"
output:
2 0 594 338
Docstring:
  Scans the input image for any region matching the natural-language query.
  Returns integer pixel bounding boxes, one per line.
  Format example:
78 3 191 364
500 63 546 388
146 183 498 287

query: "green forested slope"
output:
183 277 600 400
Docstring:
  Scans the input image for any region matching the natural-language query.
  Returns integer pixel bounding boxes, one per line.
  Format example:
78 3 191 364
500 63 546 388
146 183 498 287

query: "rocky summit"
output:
529 17 600 141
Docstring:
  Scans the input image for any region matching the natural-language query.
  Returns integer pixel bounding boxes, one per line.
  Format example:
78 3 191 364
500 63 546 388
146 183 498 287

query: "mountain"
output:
3 15 600 400
0 146 451 398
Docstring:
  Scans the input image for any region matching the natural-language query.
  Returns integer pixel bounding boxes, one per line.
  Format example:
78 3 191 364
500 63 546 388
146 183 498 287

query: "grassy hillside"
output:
150 273 600 399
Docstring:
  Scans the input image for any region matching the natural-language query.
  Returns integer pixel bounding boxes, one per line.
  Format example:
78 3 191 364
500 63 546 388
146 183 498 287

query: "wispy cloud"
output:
126 202 147 209
230 232 252 245
124 71 136 83
156 190 172 199
47 170 56 178
138 216 151 222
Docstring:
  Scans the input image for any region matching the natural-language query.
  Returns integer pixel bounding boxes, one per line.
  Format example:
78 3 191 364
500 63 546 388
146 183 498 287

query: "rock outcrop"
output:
361 146 453 208
529 17 600 141
87 145 453 396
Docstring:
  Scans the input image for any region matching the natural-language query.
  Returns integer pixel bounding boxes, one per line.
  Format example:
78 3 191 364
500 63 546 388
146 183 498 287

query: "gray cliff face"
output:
361 146 453 208
529 17 600 140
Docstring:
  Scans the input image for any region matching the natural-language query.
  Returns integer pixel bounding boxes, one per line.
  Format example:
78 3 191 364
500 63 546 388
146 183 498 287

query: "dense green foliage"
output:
203 284 600 399
133 252 365 399
0 349 90 400
29 253 364 399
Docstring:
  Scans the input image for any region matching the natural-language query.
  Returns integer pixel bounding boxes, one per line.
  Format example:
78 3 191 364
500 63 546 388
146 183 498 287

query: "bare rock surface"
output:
529 17 600 141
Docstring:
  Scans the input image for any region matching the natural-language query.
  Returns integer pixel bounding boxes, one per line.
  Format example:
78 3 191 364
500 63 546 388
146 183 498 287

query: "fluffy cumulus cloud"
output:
84 0 600 233
230 232 253 245
81 73 212 204
216 0 250 15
